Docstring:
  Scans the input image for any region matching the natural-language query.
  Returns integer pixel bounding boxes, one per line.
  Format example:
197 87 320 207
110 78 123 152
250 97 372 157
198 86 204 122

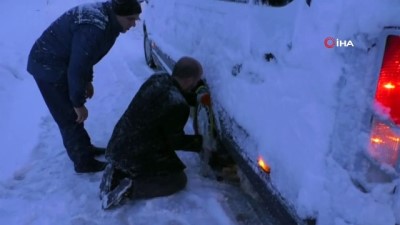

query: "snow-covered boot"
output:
99 164 115 200
101 177 133 210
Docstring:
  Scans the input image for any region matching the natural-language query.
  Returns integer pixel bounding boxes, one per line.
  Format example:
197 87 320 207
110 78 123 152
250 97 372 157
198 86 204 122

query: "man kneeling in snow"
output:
100 57 210 209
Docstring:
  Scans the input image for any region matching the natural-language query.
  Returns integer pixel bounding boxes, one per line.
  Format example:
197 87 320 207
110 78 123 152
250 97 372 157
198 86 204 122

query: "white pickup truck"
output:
142 0 400 224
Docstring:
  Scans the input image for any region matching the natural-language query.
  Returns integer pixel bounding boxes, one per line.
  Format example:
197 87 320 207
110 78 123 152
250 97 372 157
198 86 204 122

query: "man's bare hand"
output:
86 82 94 99
74 106 88 123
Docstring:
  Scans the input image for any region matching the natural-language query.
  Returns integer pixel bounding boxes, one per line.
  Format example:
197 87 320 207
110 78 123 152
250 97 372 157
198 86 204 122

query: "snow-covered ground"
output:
0 1 242 224
144 0 400 225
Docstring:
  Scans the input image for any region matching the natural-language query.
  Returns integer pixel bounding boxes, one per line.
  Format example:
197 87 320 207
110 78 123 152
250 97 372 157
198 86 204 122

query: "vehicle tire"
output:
144 33 156 69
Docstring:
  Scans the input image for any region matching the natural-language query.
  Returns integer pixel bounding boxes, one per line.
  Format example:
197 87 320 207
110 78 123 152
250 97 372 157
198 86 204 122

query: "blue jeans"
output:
33 77 93 165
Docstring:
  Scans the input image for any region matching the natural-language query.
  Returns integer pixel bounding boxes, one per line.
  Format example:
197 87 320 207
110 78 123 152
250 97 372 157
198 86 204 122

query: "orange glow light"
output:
258 156 271 173
369 119 400 166
384 83 396 89
371 137 383 144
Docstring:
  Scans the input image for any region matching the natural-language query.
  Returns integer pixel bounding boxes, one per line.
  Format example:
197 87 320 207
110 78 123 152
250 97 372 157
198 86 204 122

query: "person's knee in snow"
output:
100 165 188 209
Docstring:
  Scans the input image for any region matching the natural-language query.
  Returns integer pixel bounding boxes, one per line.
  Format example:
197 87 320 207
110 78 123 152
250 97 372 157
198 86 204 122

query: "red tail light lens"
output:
369 35 400 168
375 35 400 125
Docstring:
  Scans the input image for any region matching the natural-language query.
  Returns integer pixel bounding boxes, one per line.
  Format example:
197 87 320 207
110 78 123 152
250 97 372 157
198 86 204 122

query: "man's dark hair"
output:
172 57 203 79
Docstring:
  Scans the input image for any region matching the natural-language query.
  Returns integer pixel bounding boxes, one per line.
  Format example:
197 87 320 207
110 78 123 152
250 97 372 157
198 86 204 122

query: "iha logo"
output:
324 37 354 48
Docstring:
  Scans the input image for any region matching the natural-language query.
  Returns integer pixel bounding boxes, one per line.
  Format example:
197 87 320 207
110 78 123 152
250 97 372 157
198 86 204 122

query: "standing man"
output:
27 0 142 173
100 57 209 209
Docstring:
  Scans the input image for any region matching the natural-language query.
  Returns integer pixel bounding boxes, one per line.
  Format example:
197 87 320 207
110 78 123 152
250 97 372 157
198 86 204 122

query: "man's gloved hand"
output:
195 85 211 106
198 92 211 106
74 105 88 123
86 82 94 99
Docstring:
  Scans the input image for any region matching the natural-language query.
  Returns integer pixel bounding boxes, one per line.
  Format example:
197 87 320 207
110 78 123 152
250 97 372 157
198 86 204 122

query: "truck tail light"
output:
369 118 400 166
374 35 400 124
369 35 400 168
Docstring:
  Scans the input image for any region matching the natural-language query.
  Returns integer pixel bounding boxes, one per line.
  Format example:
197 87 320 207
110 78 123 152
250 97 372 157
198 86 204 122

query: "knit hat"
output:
112 0 142 16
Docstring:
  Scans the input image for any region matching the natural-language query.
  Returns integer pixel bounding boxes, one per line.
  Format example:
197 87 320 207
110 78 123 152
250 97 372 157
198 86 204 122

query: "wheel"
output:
144 33 156 69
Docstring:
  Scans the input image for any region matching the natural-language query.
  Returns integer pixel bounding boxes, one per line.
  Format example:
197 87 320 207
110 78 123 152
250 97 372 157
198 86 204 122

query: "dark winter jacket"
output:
27 1 122 107
106 73 203 177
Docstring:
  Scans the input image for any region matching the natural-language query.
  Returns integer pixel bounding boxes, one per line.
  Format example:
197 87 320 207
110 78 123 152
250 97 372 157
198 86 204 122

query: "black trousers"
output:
33 77 93 165
133 171 187 199
112 168 187 199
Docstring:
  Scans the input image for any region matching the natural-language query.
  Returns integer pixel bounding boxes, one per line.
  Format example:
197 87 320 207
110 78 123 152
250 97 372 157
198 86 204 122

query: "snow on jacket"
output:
27 1 122 107
106 73 203 177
